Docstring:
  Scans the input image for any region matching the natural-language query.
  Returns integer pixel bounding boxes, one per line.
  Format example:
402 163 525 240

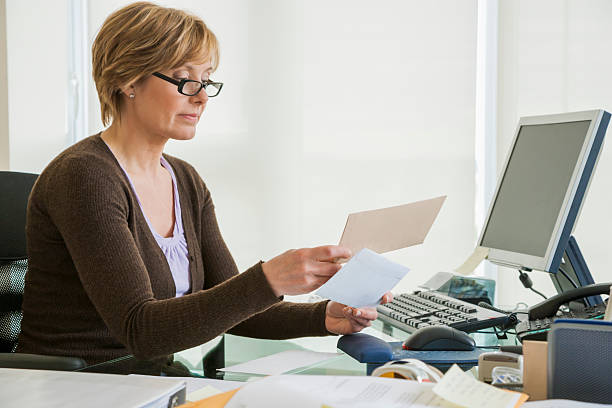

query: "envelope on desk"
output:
339 195 446 256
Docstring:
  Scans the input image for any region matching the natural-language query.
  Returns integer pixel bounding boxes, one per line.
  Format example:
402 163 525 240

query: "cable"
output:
558 266 579 289
501 313 519 330
515 302 529 310
478 301 512 315
518 269 548 300
475 329 517 335
529 287 548 300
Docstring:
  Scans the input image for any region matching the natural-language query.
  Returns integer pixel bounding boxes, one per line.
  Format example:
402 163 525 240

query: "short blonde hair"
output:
92 2 219 126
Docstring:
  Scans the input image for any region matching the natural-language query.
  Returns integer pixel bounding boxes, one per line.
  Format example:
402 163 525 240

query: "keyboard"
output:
377 290 509 334
515 302 607 342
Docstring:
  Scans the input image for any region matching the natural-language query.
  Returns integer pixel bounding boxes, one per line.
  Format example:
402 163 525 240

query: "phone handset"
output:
528 282 612 320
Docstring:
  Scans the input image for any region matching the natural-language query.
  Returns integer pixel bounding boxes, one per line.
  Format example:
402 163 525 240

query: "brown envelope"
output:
339 195 446 256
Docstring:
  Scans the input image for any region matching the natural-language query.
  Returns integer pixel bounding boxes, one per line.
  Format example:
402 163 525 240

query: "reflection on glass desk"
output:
75 333 369 379
375 318 521 350
75 319 519 381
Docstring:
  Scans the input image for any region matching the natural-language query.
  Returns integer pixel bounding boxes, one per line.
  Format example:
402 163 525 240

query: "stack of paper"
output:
190 364 527 408
217 365 527 408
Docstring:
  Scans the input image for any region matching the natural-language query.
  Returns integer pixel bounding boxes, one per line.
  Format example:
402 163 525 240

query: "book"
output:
0 368 186 408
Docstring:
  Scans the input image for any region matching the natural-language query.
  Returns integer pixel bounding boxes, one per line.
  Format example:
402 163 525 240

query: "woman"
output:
17 2 390 370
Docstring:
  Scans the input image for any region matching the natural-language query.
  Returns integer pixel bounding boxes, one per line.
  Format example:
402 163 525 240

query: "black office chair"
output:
0 171 85 370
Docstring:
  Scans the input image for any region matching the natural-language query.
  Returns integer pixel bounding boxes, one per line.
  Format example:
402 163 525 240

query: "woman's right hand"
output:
261 245 352 297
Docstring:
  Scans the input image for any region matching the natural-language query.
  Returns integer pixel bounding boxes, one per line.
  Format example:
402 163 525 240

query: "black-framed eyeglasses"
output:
152 72 223 97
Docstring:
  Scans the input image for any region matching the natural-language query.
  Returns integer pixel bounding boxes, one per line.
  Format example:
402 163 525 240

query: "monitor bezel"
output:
477 109 606 272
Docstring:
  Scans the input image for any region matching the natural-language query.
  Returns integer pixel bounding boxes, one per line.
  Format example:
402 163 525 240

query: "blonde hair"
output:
92 2 219 126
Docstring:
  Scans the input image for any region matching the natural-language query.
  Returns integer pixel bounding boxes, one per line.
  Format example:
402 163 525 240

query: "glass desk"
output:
76 319 519 381
77 332 368 379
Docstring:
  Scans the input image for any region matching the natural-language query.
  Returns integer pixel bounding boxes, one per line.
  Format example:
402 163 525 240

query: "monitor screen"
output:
480 120 591 257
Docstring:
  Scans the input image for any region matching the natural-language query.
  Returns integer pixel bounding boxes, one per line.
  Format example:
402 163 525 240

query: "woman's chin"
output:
170 129 197 141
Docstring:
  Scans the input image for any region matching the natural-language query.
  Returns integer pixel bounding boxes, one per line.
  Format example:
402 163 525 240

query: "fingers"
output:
310 245 352 262
343 306 378 324
381 292 393 304
312 261 342 278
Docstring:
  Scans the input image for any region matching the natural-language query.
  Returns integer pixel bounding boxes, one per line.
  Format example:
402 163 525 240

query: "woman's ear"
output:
118 83 136 99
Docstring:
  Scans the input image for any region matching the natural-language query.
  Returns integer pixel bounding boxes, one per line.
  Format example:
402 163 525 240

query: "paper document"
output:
225 374 466 408
220 350 340 376
432 365 528 408
315 248 410 308
455 246 489 276
187 385 223 402
339 195 446 256
129 375 242 402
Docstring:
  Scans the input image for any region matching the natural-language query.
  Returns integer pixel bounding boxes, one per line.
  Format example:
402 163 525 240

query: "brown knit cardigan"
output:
17 134 329 364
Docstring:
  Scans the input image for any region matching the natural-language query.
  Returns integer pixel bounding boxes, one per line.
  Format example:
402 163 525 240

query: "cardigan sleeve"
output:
44 155 285 360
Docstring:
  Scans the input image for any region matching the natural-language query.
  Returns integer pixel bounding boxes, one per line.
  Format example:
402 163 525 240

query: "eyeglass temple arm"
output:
152 72 180 86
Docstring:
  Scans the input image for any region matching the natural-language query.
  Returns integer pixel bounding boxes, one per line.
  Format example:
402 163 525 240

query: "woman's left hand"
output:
325 292 393 335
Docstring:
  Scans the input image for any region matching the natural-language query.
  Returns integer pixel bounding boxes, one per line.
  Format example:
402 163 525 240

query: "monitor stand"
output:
549 235 603 308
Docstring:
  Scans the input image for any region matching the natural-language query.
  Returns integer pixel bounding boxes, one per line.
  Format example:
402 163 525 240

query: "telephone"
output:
516 282 611 342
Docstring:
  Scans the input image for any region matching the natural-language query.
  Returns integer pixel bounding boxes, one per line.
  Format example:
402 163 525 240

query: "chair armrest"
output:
0 353 86 371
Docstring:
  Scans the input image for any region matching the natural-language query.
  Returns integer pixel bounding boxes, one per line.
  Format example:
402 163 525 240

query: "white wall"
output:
496 0 612 307
86 0 480 294
5 0 69 173
10 1 612 309
0 0 8 170
7 1 478 297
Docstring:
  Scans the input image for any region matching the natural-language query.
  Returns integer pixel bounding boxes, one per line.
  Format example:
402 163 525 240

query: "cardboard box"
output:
522 340 548 401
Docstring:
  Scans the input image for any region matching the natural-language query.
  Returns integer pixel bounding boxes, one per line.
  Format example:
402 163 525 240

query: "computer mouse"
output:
402 326 475 351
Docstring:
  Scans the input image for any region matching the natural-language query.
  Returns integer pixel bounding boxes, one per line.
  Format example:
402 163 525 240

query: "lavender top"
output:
110 150 191 297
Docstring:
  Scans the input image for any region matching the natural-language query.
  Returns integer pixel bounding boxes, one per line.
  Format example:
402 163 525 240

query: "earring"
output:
129 93 135 99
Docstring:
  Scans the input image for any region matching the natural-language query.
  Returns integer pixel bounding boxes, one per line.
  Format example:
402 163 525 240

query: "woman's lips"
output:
179 114 198 122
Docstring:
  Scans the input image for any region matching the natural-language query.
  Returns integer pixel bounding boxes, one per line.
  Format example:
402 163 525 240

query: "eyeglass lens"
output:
182 81 221 97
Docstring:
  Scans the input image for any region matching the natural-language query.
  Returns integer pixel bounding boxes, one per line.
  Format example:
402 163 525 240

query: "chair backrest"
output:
0 171 38 352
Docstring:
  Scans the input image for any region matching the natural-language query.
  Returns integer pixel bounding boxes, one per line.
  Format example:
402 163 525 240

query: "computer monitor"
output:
477 110 610 296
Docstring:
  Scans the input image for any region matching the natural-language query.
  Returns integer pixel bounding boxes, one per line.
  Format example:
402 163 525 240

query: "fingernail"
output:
355 310 361 317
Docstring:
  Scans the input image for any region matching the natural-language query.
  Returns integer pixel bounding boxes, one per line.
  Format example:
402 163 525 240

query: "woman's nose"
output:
192 88 209 104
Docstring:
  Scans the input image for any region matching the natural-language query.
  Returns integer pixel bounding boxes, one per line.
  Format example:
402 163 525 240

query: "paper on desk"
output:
455 246 489 276
187 385 223 402
129 375 242 402
432 365 528 408
220 350 339 376
225 374 464 408
315 248 409 308
339 195 446 256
